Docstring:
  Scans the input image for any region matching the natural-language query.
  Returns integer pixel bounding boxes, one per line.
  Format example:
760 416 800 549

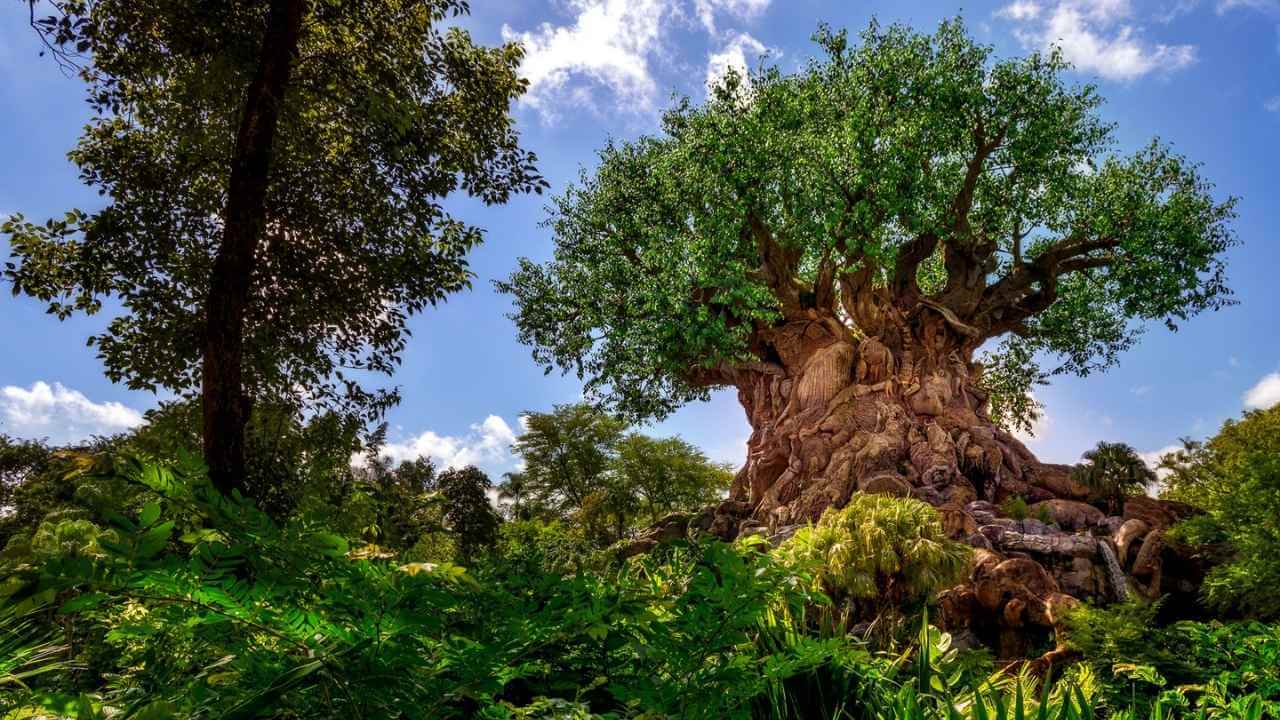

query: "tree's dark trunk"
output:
202 0 306 495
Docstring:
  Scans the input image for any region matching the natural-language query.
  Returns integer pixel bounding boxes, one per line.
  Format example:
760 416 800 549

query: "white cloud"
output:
1216 0 1280 13
999 1 1044 20
1139 443 1182 482
1 381 144 444
705 32 769 92
369 415 519 478
502 0 774 121
693 0 770 34
1265 96 1280 112
1130 385 1152 396
1243 371 1280 409
999 0 1197 81
502 0 672 120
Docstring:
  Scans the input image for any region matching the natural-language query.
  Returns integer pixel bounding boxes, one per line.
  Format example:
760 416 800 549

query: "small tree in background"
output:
611 434 733 526
1162 406 1280 619
1073 441 1156 514
437 466 500 562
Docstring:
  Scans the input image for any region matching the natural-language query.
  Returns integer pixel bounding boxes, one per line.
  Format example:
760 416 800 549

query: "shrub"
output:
776 494 971 622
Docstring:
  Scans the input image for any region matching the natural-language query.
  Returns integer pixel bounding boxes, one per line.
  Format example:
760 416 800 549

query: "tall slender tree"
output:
499 21 1236 526
8 0 545 493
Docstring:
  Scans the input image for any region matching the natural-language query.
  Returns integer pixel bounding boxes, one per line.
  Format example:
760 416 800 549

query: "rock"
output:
1123 496 1198 529
973 557 1059 612
1030 499 1104 531
1097 516 1125 536
941 508 979 539
768 524 801 545
996 530 1099 559
965 533 993 550
1113 519 1150 567
1013 518 1056 536
1032 464 1091 500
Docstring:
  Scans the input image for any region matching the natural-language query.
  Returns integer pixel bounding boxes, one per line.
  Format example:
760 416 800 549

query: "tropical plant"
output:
1073 442 1157 514
776 495 971 626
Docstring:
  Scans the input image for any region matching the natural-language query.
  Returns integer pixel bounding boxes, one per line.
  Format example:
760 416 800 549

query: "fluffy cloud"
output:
369 415 520 478
705 32 769 92
502 0 669 119
503 0 773 120
1265 96 1280 112
1 381 144 444
1139 443 1182 479
1243 371 1280 409
693 0 770 33
999 0 1197 81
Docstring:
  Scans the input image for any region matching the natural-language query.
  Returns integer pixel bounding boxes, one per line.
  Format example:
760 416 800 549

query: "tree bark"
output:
727 317 1057 528
202 0 306 495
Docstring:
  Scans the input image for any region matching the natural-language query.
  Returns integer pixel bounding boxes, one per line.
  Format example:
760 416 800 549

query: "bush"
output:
775 494 971 624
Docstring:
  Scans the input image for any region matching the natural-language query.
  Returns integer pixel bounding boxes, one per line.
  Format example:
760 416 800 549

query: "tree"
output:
495 470 533 521
499 20 1236 526
1072 441 1156 514
1161 406 1280 619
436 465 500 562
513 404 627 532
8 0 546 494
611 433 732 526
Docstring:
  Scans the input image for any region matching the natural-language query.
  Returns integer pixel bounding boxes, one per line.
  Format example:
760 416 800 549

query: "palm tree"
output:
1072 441 1157 514
497 471 529 521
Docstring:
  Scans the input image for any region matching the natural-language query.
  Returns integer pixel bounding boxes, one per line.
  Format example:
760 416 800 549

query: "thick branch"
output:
747 211 804 317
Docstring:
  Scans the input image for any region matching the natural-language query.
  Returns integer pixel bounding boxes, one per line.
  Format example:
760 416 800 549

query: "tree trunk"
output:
727 318 1065 529
202 0 306 495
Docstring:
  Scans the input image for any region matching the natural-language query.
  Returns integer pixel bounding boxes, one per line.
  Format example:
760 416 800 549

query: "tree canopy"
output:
499 20 1236 421
6 0 545 489
1163 405 1280 619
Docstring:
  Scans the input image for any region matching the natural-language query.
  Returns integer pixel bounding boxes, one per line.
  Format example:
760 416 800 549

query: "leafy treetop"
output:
6 0 546 424
499 20 1236 420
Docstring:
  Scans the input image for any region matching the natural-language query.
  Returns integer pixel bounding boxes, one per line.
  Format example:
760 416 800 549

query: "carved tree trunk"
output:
728 318 1055 530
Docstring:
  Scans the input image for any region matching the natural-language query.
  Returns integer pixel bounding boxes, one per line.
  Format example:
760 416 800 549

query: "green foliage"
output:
1161 406 1280 619
1073 442 1157 514
499 18 1236 421
1001 495 1031 521
1065 601 1280 717
776 495 971 621
977 339 1048 436
511 404 731 547
7 0 545 424
1 453 1272 718
611 433 734 527
438 466 501 562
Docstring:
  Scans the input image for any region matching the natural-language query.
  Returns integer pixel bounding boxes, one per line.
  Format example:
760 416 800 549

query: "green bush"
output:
775 495 971 624
1 454 1272 719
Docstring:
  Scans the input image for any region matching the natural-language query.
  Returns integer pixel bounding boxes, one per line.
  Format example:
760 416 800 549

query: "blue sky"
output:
2 0 1278 479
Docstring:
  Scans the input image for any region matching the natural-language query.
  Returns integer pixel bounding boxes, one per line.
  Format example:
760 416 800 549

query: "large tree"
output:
499 21 1236 527
6 0 545 493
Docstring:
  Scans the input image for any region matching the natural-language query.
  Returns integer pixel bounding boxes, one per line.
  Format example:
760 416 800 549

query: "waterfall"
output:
1098 540 1131 602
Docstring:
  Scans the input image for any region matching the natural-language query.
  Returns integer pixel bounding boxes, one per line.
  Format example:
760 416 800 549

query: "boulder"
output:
1123 496 1198 529
1030 499 1105 530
